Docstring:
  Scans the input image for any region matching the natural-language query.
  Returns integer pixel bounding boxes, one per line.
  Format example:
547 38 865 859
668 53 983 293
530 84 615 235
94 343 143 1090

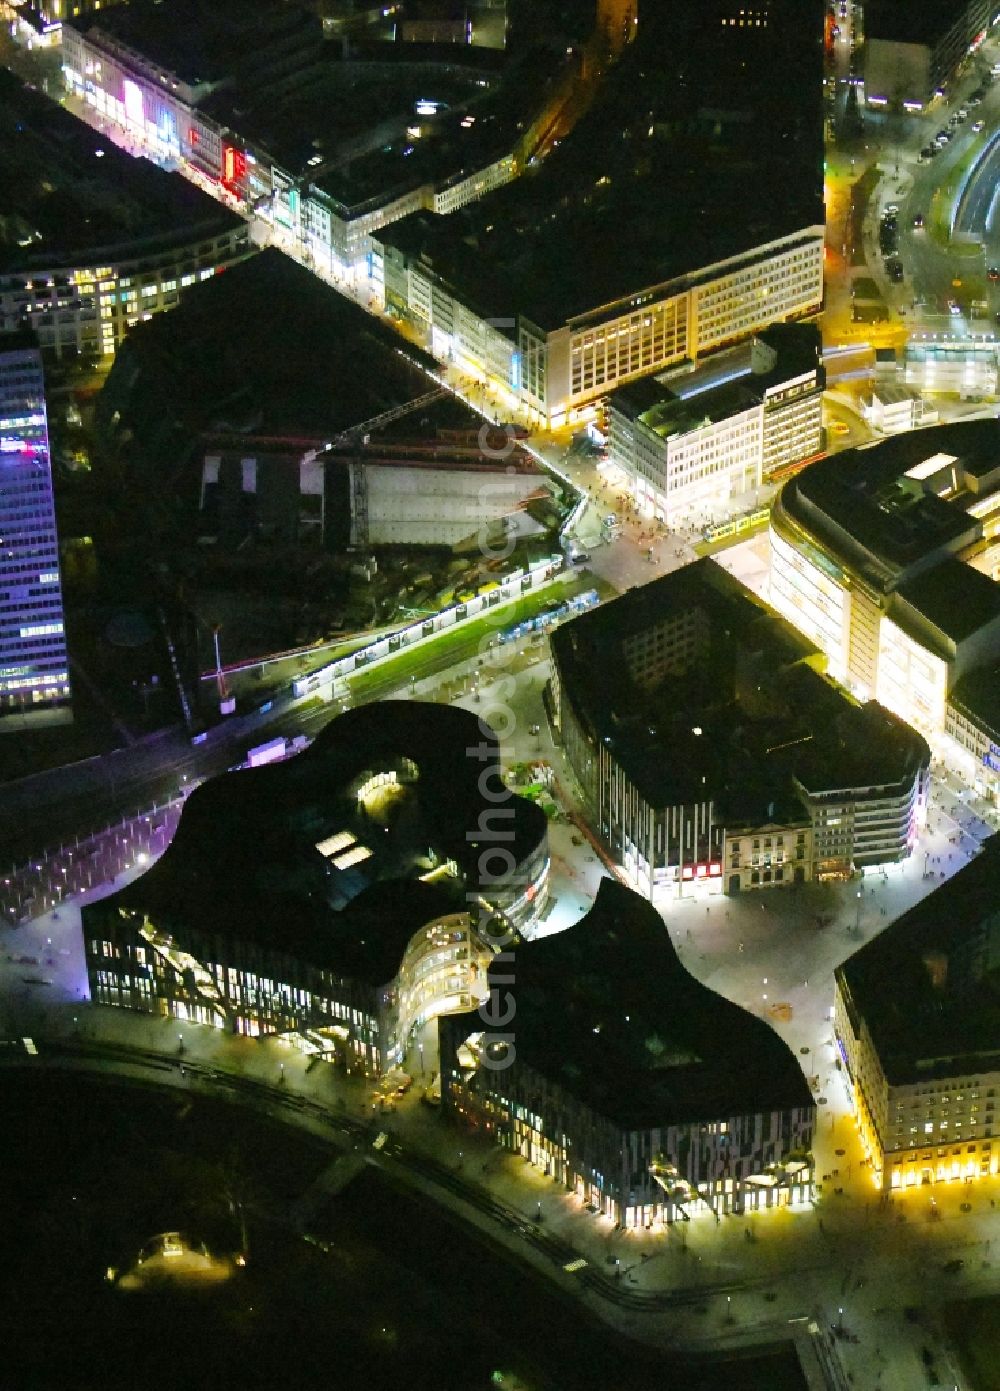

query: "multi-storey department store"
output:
376 0 824 423
83 702 549 1075
547 559 930 899
835 840 1000 1193
442 880 816 1226
769 422 1000 750
0 71 249 359
0 330 70 726
606 323 824 525
60 0 552 308
62 0 824 422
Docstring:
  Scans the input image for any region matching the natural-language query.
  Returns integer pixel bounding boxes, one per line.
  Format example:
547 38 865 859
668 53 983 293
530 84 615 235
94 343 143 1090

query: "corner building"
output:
83 702 549 1075
0 71 250 360
835 839 1000 1193
442 880 815 1226
548 559 929 899
770 421 1000 741
607 324 824 525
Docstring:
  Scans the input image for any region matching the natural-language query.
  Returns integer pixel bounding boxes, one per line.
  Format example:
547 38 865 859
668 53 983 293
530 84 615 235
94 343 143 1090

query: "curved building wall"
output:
443 1035 814 1225
552 659 721 899
88 903 497 1076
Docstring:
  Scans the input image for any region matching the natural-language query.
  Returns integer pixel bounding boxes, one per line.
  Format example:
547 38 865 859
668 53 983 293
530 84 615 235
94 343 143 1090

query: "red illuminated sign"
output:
682 862 723 880
222 144 246 186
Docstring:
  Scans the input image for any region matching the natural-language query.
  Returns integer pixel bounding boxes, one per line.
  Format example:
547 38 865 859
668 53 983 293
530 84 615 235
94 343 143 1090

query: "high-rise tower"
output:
0 331 71 727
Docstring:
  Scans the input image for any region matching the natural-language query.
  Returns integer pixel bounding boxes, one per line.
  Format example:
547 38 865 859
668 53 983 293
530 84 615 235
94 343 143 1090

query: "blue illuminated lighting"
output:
674 365 752 400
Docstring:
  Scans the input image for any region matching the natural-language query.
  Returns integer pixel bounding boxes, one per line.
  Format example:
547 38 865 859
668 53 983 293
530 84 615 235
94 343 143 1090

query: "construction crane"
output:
305 387 450 546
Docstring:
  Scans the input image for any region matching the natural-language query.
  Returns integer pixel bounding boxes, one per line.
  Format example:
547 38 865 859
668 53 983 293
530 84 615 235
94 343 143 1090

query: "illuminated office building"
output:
61 0 546 294
0 330 70 727
863 0 992 111
442 880 815 1226
65 0 822 424
770 421 1000 739
84 702 549 1074
377 0 823 423
835 840 1000 1193
548 559 929 898
0 71 249 360
607 324 823 524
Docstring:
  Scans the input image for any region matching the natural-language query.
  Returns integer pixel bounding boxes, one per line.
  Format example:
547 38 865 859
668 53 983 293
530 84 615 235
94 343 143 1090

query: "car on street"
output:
943 1258 965 1273
948 299 962 315
972 119 985 132
989 266 1000 282
912 212 924 228
886 260 904 282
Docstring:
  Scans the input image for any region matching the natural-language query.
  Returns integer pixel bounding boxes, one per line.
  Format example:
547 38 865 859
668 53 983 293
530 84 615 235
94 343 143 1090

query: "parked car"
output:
988 266 1000 282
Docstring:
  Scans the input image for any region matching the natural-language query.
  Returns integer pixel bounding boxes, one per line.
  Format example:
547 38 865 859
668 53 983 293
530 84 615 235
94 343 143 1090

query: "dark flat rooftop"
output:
613 323 822 428
615 380 760 440
76 0 321 90
777 420 1000 591
99 248 446 439
865 0 967 49
495 879 814 1129
84 701 546 985
0 70 241 275
950 662 1000 743
381 0 823 329
837 838 1000 1085
551 559 928 815
203 56 521 205
898 558 1000 646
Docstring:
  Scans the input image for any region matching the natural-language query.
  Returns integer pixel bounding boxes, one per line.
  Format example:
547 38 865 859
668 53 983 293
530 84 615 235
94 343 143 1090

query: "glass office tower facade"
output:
0 331 71 726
